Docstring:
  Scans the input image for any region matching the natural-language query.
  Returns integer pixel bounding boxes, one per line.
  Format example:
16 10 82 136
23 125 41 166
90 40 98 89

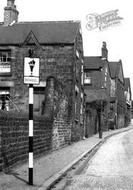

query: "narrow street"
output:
64 128 133 190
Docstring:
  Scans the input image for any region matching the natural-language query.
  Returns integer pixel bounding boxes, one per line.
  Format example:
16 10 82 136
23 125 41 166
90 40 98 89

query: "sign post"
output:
24 56 40 185
29 83 33 185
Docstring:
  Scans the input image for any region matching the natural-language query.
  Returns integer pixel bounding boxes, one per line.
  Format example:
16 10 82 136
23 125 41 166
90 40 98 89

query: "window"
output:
0 87 10 111
0 50 11 74
84 72 92 84
0 51 11 62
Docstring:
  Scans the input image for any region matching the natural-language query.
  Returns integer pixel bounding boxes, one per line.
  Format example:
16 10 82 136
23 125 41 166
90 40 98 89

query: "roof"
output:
108 61 120 78
84 56 105 69
0 21 80 45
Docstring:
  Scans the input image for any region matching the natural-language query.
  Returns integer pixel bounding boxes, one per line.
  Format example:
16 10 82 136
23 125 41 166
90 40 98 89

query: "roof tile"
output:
108 62 119 78
84 56 105 69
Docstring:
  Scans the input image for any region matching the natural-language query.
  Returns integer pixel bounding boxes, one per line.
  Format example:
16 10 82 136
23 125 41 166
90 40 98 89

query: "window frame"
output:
0 50 12 75
84 72 92 85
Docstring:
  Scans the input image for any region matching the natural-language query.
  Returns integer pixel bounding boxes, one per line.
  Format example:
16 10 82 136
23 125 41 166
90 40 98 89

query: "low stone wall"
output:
0 77 75 172
0 126 2 171
0 95 72 172
0 113 53 171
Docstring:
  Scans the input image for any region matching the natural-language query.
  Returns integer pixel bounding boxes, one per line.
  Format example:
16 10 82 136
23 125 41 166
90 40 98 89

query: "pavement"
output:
0 125 133 190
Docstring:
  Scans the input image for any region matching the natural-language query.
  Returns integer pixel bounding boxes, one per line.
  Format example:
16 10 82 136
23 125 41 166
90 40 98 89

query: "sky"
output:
0 0 133 94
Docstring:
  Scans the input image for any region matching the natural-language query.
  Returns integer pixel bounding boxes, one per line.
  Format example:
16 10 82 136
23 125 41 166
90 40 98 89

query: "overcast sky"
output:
0 0 133 94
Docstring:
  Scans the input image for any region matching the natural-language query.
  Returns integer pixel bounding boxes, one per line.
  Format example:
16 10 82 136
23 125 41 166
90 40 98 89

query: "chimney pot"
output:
101 41 108 60
4 0 19 26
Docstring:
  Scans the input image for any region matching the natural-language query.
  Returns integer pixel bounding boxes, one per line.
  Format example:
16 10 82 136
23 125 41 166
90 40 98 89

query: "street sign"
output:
24 57 40 84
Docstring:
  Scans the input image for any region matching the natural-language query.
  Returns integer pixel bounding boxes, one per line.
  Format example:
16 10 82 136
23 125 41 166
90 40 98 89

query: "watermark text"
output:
86 10 123 31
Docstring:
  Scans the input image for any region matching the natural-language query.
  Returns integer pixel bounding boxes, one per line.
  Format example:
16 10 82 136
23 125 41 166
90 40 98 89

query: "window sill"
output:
0 72 12 76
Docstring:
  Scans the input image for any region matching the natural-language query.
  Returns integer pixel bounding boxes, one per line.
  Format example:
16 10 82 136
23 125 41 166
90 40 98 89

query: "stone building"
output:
0 0 84 143
124 78 132 126
84 42 111 137
109 60 126 128
131 101 133 119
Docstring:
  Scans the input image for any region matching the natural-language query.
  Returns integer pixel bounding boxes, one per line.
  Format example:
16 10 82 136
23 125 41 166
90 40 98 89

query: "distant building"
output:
124 78 132 126
109 60 125 128
131 101 133 119
84 42 111 137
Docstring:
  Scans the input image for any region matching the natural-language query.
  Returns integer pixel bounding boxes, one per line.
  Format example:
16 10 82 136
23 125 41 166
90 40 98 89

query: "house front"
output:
124 78 132 126
84 42 111 137
0 0 85 147
109 60 126 128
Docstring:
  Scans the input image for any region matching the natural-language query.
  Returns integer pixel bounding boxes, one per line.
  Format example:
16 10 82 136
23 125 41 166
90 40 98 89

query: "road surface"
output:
65 129 133 190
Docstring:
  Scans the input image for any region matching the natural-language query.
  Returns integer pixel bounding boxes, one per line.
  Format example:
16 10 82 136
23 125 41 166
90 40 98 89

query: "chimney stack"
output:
101 41 108 60
4 0 19 26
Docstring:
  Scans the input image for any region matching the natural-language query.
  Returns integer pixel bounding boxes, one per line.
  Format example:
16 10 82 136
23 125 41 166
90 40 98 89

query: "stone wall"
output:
125 105 131 127
0 126 2 171
11 45 74 112
116 78 126 127
0 45 74 112
42 76 72 149
71 29 84 142
0 112 72 171
0 76 73 171
0 113 52 171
